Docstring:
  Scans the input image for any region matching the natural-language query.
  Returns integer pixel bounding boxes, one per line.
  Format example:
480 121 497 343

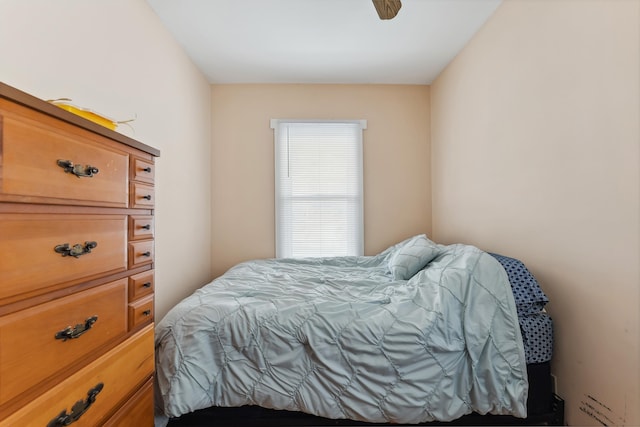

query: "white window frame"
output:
271 119 366 258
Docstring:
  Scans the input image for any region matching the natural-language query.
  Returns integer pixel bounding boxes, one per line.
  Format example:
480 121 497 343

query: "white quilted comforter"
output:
155 243 528 423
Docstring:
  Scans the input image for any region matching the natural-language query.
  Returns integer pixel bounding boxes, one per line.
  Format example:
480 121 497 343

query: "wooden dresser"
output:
0 83 159 426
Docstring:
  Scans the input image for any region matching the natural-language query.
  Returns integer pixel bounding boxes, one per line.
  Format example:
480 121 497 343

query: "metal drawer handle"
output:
142 310 152 316
141 224 151 230
47 383 104 427
141 251 151 257
55 316 98 341
54 241 98 258
143 167 152 173
57 159 99 178
142 194 152 200
143 282 152 288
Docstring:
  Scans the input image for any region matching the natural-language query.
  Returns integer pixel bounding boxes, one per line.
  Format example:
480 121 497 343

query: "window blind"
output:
271 119 366 258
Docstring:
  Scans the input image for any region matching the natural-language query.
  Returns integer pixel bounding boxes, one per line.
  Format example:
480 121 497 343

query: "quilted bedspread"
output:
155 243 528 423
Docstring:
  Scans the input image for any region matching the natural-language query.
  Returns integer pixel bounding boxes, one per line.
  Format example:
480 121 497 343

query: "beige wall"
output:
4 2 638 423
0 0 213 320
431 0 639 425
211 84 430 277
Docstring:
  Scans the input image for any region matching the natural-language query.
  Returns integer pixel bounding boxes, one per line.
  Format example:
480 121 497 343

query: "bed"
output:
155 235 562 426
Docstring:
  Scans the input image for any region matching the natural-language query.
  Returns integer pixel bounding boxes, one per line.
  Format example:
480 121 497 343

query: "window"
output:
271 119 366 258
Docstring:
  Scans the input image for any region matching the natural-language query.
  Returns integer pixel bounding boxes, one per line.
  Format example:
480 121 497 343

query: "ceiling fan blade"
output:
373 0 402 20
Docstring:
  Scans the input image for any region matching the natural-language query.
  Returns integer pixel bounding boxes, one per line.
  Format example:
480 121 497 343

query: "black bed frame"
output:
166 362 564 426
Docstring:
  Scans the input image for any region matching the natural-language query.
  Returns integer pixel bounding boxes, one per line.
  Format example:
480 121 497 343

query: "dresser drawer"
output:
128 240 154 269
102 379 153 427
0 100 129 207
129 270 154 301
131 182 155 209
131 157 155 185
0 279 127 407
129 215 154 241
0 214 127 302
0 325 154 427
128 295 154 331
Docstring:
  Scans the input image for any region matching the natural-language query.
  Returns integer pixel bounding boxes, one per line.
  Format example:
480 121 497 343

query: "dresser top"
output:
0 82 160 158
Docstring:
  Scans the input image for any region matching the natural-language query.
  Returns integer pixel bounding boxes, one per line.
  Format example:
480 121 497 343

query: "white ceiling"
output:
146 0 502 85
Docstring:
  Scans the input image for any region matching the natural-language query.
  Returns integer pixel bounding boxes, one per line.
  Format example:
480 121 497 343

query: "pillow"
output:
389 235 440 280
489 253 549 315
379 235 418 260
